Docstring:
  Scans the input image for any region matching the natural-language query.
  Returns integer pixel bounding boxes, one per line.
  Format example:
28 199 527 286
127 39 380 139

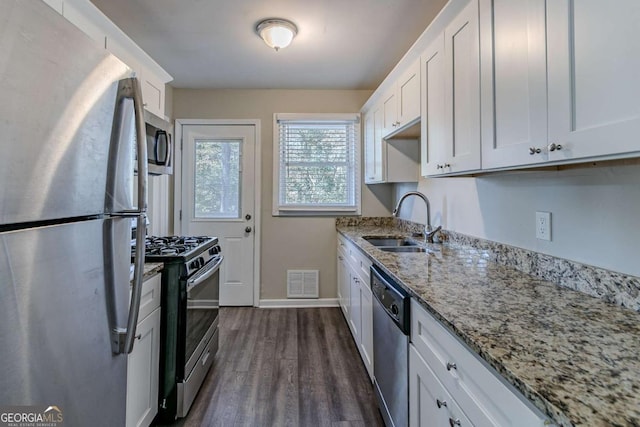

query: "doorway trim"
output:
174 119 262 307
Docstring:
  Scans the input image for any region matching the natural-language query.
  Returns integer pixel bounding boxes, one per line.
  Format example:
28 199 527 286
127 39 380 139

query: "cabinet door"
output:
372 104 386 182
382 89 398 136
480 0 548 169
139 66 166 118
337 252 349 318
126 307 160 427
348 274 361 343
409 345 473 427
547 0 640 162
363 110 376 183
360 282 374 380
420 34 447 176
443 0 481 173
364 108 385 184
397 59 421 127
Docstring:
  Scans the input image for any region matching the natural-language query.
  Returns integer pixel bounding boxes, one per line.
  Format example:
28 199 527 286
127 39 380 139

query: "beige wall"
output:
172 89 392 301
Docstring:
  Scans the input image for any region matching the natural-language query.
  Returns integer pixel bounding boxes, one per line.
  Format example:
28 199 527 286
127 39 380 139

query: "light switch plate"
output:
536 211 551 241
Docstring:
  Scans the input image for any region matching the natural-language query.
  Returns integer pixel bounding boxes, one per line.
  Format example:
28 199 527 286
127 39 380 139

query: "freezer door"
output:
0 1 131 225
0 218 131 426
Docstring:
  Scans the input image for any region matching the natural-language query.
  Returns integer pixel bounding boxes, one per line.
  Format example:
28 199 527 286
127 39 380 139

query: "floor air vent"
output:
287 270 319 298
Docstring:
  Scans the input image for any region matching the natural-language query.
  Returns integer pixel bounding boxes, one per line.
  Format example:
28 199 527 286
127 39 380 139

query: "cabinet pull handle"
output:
548 143 563 151
436 399 447 408
446 362 457 371
449 418 461 426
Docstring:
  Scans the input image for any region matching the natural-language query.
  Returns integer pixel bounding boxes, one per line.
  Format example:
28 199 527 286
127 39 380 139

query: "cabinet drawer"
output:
136 273 161 321
410 345 473 427
411 300 548 426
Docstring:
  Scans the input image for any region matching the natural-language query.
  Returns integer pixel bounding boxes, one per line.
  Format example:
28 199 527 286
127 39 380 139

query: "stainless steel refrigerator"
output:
0 2 148 425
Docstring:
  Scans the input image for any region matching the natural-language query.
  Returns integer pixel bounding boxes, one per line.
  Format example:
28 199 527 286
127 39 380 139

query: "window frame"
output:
272 113 362 216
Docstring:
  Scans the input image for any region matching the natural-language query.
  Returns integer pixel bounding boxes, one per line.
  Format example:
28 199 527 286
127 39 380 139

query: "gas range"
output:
133 235 221 276
134 234 223 421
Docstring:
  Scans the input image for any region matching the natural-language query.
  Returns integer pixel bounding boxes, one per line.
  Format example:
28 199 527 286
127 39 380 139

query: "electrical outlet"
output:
536 211 551 241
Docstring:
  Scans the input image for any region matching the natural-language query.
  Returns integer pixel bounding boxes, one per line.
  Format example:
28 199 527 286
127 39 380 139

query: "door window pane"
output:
194 140 241 218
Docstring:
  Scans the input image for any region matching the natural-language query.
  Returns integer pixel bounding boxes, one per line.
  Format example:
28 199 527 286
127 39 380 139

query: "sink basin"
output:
363 236 418 247
379 246 428 253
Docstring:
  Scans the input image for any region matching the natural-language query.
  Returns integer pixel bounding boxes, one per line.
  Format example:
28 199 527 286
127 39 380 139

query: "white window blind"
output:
273 113 361 215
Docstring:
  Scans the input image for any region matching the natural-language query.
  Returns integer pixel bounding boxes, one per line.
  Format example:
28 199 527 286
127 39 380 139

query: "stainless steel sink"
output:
379 246 428 253
363 236 418 247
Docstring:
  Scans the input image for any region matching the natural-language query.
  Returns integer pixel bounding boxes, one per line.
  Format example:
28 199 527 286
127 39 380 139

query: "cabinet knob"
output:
444 163 451 168
392 122 397 127
245 226 252 233
529 147 542 155
446 362 457 371
395 121 401 126
548 143 563 151
436 399 447 409
449 418 461 426
437 164 443 170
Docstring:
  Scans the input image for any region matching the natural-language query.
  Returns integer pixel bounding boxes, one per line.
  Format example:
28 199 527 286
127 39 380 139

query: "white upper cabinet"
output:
420 34 446 176
364 105 386 183
53 0 172 118
480 0 548 169
382 89 398 137
443 0 481 174
381 59 421 138
396 59 421 128
546 0 640 163
482 0 640 169
422 0 481 177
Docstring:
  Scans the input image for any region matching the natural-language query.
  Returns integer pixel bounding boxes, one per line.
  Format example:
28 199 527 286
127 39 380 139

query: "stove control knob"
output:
190 260 199 270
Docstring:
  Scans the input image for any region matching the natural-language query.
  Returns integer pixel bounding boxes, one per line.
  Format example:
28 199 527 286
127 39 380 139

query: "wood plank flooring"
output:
162 307 384 427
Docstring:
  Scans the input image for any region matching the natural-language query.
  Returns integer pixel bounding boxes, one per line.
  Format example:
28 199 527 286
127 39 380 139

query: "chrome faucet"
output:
392 191 442 243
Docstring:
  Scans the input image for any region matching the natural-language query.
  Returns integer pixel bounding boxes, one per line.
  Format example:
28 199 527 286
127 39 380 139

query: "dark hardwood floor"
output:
162 307 384 427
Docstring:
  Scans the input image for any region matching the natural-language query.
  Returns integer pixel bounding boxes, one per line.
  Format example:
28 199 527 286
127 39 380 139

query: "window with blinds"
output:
273 113 361 215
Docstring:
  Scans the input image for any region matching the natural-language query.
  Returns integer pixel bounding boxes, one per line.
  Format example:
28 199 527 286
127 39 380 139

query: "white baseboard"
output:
258 298 339 308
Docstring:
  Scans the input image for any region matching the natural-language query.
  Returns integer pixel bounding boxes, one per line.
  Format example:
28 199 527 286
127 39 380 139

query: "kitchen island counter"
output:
337 222 640 427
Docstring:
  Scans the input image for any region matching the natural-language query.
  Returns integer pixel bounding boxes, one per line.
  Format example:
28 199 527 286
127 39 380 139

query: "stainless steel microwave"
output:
144 110 173 175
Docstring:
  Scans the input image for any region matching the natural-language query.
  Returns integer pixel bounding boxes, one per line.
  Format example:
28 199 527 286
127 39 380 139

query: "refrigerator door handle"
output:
110 213 147 354
132 76 148 213
112 77 147 355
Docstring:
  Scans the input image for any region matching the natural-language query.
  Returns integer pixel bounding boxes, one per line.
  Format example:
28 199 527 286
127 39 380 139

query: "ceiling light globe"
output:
256 19 298 51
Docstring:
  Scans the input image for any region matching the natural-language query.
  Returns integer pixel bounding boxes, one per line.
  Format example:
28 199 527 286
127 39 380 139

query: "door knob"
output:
245 214 252 220
245 226 252 233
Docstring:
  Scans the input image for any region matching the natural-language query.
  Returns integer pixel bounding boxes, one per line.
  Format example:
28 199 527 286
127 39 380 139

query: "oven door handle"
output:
187 256 223 292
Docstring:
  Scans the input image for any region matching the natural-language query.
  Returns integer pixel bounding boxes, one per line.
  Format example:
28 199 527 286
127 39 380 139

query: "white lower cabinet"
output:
410 299 552 427
410 345 473 427
127 273 161 427
337 234 374 380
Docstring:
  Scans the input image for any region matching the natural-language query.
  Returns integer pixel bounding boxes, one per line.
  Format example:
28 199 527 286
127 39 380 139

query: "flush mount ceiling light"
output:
256 18 298 51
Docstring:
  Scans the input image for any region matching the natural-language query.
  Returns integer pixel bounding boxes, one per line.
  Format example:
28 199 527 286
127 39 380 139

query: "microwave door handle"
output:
155 130 169 166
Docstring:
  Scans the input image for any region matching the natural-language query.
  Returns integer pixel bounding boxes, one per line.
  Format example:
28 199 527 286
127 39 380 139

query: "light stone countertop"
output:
129 262 163 285
337 223 640 427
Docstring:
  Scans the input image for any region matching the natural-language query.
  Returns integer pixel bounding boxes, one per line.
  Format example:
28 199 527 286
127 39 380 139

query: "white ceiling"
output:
90 0 447 90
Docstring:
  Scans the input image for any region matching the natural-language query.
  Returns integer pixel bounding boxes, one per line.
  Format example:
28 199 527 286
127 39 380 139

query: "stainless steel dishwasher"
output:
371 265 410 427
